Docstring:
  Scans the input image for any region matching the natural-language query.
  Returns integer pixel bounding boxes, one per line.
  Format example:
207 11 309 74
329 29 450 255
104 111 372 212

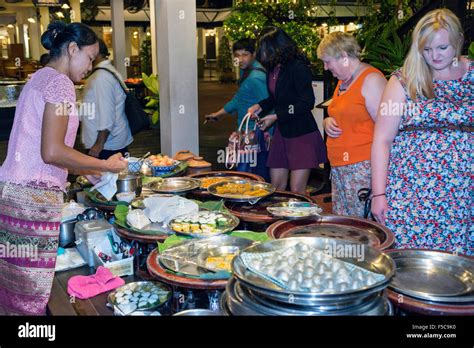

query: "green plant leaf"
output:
152 110 159 124
199 200 227 212
146 99 159 108
114 205 129 224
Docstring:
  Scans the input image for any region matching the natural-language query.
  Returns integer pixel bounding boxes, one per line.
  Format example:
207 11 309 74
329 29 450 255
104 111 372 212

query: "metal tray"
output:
207 180 275 203
386 249 474 302
266 201 323 220
168 211 240 238
197 176 246 190
114 216 174 236
159 235 254 278
231 237 395 306
266 215 395 250
107 281 172 313
147 177 201 194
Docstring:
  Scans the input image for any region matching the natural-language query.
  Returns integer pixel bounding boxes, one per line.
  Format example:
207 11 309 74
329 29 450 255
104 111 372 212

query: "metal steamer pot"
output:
117 174 142 196
220 277 393 316
221 237 396 316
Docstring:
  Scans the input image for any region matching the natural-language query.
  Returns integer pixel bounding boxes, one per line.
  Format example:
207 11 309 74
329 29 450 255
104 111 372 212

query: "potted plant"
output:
141 72 159 127
217 35 235 83
140 38 152 76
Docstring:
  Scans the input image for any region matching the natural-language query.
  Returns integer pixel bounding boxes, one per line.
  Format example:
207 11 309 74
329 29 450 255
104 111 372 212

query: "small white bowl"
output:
116 191 136 203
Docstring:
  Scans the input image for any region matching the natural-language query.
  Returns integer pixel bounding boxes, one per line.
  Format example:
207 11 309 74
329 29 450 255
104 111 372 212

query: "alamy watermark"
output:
323 241 365 262
54 101 96 120
217 147 258 168
0 242 39 261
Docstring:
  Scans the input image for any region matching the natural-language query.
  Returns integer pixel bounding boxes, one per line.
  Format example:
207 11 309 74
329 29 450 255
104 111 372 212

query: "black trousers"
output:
97 146 129 160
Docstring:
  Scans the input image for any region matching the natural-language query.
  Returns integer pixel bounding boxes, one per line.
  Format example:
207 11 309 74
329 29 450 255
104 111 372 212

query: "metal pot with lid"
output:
117 174 142 196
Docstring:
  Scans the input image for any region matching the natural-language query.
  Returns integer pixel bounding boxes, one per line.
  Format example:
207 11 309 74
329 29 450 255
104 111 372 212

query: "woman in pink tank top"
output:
0 21 127 315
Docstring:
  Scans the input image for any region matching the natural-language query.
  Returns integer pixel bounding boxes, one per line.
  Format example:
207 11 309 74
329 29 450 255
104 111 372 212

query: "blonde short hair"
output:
317 31 361 59
402 8 464 100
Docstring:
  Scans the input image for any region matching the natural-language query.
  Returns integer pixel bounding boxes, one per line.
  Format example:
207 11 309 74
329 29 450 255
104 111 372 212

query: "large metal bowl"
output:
266 215 395 250
173 309 222 316
231 237 395 306
386 249 474 302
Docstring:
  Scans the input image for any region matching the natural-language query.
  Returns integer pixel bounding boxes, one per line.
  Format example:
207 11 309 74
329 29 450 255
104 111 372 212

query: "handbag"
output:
225 113 260 170
236 126 271 182
93 67 150 135
358 188 374 220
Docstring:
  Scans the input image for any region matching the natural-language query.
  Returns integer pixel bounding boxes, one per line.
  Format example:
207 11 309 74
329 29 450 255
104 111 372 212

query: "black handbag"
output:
93 67 150 135
358 188 375 220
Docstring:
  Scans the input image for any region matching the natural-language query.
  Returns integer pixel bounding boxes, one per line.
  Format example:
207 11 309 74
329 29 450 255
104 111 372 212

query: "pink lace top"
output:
0 67 79 190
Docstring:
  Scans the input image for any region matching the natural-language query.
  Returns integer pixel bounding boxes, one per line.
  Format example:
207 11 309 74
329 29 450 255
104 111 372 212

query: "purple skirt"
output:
267 126 327 170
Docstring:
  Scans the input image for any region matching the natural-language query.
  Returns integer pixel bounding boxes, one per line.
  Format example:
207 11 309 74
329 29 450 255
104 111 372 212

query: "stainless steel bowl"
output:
117 174 142 196
173 309 222 316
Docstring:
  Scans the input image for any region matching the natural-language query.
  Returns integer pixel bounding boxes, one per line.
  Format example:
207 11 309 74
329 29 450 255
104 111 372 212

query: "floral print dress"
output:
386 60 473 256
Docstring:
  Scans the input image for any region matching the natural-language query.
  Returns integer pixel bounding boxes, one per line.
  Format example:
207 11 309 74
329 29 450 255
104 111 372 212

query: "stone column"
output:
111 0 127 78
28 15 41 60
149 0 158 75
154 0 199 155
39 7 50 55
70 0 82 23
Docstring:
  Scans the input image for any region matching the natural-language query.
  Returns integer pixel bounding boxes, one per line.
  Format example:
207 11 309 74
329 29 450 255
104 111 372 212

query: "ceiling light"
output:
146 32 151 36
321 23 328 27
7 24 14 29
62 4 70 10
27 17 36 23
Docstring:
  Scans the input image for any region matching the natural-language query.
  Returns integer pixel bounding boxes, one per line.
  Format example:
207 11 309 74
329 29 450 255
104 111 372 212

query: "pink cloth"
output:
67 266 125 300
0 67 79 190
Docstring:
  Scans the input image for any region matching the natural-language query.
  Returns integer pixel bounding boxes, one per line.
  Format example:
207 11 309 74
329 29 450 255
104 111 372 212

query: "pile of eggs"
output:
242 242 384 294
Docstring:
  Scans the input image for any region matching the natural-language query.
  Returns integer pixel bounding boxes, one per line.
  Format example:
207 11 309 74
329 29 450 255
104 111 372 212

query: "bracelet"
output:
372 193 386 198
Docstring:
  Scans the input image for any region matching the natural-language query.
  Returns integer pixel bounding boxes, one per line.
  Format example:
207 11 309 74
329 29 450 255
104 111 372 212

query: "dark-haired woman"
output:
248 26 326 194
0 21 127 315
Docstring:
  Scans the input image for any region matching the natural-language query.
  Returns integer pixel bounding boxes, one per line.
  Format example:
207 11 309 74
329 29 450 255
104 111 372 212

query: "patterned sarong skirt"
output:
0 181 63 315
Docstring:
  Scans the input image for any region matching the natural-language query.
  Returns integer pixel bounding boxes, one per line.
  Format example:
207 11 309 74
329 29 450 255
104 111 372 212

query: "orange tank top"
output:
327 66 384 167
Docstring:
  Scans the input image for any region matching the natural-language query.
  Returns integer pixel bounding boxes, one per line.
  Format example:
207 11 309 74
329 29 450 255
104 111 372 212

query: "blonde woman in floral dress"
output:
371 9 473 255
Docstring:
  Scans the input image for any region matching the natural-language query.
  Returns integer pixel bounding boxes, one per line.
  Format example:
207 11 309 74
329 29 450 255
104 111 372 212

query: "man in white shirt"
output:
81 39 133 159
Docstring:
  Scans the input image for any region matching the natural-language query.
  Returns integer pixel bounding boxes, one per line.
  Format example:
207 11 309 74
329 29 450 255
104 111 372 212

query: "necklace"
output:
338 62 362 94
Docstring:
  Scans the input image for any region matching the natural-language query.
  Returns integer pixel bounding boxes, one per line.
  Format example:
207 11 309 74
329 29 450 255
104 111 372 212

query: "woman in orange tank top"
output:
317 32 387 217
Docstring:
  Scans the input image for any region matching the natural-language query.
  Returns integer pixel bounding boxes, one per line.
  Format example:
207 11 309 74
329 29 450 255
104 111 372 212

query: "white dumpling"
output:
301 278 313 289
141 292 151 298
275 270 290 283
288 280 299 292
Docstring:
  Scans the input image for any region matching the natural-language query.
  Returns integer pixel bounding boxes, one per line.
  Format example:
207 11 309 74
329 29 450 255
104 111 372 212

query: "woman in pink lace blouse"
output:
0 22 127 315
